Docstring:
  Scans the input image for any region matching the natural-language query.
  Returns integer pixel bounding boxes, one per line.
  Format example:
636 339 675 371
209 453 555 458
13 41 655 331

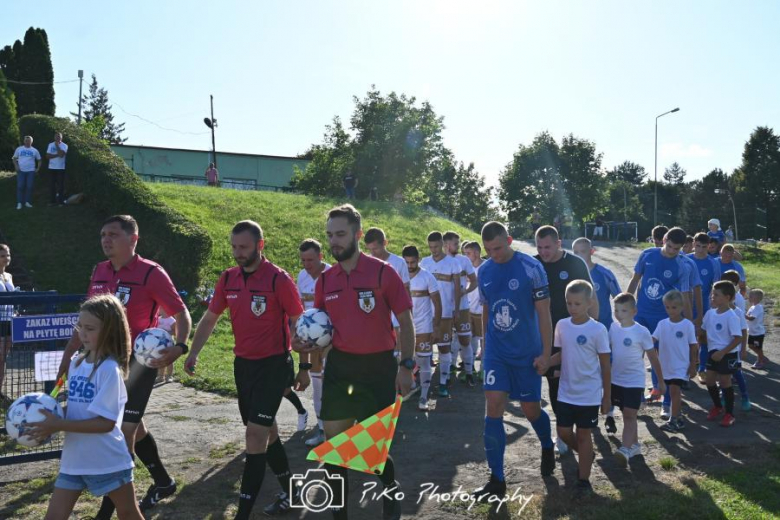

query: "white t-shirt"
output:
702 308 742 352
410 268 439 335
60 355 133 475
0 272 15 322
468 261 483 314
747 304 765 336
297 263 330 310
13 146 41 172
734 292 747 314
555 318 610 406
732 306 748 353
385 253 411 327
653 318 697 380
609 322 654 388
452 254 476 311
46 141 68 169
420 255 460 319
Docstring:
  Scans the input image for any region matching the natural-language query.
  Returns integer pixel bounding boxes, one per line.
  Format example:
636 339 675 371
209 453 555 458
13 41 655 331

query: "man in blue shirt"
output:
572 238 621 330
719 244 746 296
689 232 721 379
472 222 555 503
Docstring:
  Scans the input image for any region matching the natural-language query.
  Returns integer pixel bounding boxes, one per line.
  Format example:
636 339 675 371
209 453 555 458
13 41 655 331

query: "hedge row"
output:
19 115 212 292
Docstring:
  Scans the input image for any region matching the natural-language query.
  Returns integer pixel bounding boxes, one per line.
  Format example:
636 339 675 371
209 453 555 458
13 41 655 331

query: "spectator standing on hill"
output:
205 163 219 187
343 170 358 199
531 210 542 236
725 226 735 241
12 136 42 210
369 186 378 201
46 132 69 205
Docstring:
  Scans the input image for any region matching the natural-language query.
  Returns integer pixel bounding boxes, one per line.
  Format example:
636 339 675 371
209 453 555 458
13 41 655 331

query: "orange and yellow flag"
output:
307 395 403 475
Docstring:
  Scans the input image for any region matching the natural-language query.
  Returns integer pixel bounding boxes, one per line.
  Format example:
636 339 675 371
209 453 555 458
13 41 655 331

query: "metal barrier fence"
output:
138 173 297 193
0 292 85 466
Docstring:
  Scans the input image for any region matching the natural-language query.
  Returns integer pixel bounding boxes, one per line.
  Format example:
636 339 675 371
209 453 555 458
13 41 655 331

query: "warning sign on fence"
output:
11 313 79 343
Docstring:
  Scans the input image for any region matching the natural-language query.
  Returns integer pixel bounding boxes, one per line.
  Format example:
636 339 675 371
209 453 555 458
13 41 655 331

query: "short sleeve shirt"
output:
633 248 692 320
420 255 460 318
13 146 41 172
708 230 726 244
88 255 186 341
468 261 484 314
702 308 742 352
453 254 476 311
653 318 697 379
314 253 412 355
555 318 610 406
209 259 303 360
747 304 765 336
46 141 68 169
719 259 746 282
297 263 331 310
590 264 621 328
410 268 439 334
687 253 721 316
479 251 549 367
609 322 654 388
535 251 593 330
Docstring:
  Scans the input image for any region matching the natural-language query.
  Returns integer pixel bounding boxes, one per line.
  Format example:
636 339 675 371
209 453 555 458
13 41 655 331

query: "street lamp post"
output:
654 107 680 225
715 189 738 241
203 95 217 169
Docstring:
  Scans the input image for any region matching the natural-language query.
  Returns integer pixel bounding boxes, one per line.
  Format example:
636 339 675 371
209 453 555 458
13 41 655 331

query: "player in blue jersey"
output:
472 222 555 503
627 227 693 401
719 244 746 297
689 232 721 381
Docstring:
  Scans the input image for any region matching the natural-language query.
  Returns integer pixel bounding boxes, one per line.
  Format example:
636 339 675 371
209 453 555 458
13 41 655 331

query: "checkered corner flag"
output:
307 395 403 475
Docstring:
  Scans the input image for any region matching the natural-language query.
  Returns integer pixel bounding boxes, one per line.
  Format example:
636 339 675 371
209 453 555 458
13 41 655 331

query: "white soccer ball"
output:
133 327 174 368
5 392 63 447
296 308 333 348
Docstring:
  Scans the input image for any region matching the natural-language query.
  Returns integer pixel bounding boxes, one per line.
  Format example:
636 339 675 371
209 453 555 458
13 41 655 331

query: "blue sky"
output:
4 1 779 186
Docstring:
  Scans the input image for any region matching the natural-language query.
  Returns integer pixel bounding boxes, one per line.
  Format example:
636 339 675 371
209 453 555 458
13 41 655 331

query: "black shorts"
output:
234 353 294 427
0 321 10 337
321 348 397 422
555 401 599 429
748 335 765 350
611 384 642 411
545 346 562 378
123 356 158 423
664 378 687 387
707 351 740 375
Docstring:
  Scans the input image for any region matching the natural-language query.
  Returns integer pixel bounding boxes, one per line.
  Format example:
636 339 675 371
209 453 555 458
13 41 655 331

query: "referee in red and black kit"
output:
186 220 310 519
294 204 415 520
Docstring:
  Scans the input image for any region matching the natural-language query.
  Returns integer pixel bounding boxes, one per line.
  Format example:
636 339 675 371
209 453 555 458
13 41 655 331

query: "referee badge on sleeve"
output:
251 295 267 316
358 290 376 313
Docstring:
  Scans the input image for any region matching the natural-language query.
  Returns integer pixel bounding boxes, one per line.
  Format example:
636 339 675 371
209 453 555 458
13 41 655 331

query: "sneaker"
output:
438 384 450 398
139 479 177 511
706 406 724 421
660 406 671 421
555 437 569 455
660 420 681 433
604 415 617 434
24 202 32 208
472 474 506 503
263 489 301 516
614 447 631 467
155 375 164 384
541 446 555 476
628 443 642 458
418 398 429 411
741 397 752 412
465 374 475 387
720 413 736 427
297 410 309 432
305 429 326 447
645 389 663 402
751 361 766 369
574 479 593 498
16 203 21 210
165 375 174 383
382 480 402 520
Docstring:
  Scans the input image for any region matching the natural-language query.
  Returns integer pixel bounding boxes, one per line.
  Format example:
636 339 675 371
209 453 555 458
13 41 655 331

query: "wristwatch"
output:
399 358 416 370
298 362 313 370
175 342 189 355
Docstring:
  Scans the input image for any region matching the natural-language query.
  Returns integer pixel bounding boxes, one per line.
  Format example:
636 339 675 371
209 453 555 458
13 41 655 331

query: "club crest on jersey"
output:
676 331 684 338
663 270 672 279
508 278 519 290
644 278 664 300
251 295 267 317
594 282 601 292
491 299 519 332
358 290 375 313
115 286 131 306
576 335 587 345
702 269 709 276
559 271 569 280
716 323 723 331
623 338 632 346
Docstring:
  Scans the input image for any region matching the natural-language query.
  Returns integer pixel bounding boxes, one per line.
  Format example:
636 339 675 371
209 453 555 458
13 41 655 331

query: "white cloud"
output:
660 143 714 159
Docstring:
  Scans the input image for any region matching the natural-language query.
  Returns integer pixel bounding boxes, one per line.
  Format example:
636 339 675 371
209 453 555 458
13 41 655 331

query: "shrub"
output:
19 114 212 291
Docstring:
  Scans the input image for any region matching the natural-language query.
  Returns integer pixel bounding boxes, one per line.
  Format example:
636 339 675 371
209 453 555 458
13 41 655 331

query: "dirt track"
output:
2 241 779 519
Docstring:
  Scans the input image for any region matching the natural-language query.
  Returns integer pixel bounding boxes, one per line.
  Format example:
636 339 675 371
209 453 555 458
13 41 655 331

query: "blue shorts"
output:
482 358 541 402
55 468 133 497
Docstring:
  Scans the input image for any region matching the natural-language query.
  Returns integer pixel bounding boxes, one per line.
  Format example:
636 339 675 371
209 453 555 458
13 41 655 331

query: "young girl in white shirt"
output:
27 294 143 519
0 244 16 402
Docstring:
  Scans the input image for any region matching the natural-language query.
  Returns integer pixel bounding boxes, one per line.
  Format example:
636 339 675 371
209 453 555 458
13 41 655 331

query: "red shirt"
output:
209 258 304 360
88 255 186 341
315 253 412 355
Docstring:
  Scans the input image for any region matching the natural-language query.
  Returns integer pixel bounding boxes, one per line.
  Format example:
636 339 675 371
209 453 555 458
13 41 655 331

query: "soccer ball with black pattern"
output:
5 392 63 447
134 327 174 368
295 308 333 348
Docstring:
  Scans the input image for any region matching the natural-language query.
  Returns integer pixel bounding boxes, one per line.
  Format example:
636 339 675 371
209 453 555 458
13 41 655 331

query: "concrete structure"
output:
110 144 309 191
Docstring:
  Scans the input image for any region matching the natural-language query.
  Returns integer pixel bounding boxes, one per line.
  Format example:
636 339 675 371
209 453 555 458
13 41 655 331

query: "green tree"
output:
427 155 495 230
682 168 729 234
73 74 127 144
558 134 607 227
290 117 353 196
731 126 780 239
607 160 647 185
0 28 54 117
0 69 21 170
663 161 686 185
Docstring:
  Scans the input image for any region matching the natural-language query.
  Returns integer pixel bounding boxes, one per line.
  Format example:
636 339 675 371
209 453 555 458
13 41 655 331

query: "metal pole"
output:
654 118 658 226
730 193 739 241
210 95 217 169
623 183 628 223
77 70 84 124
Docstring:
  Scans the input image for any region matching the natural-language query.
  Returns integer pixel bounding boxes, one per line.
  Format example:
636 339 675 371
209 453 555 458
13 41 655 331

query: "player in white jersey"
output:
420 231 462 398
296 239 330 447
402 245 442 410
463 240 484 383
364 228 411 359
443 231 478 386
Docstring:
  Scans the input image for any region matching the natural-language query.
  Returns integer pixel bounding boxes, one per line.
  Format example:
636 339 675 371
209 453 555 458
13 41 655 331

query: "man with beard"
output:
294 204 414 520
185 220 308 518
